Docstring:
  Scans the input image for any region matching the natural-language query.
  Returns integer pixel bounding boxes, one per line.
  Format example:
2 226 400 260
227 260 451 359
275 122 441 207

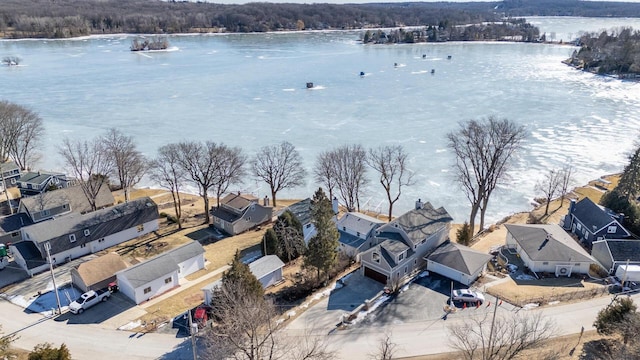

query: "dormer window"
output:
373 252 380 263
398 253 404 261
608 226 617 233
69 234 76 243
84 229 90 237
357 232 360 237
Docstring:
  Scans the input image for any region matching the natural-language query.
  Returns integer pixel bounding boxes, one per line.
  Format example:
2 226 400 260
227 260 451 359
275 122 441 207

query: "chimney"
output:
263 196 269 207
332 197 339 215
415 198 424 210
568 199 576 214
237 191 240 196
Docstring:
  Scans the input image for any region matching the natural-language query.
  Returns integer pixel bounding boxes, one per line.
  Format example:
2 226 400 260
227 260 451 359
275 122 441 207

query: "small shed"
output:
249 255 285 289
71 253 127 292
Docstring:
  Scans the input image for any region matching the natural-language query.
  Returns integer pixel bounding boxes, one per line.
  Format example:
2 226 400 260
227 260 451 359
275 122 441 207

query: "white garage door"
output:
427 261 468 285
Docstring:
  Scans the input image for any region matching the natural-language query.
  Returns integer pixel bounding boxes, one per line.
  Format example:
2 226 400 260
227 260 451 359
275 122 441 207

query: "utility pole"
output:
44 242 62 315
621 258 631 290
487 295 499 358
187 310 198 360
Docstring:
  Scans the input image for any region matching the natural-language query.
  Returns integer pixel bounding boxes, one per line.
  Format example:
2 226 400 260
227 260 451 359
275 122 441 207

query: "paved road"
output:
0 298 190 359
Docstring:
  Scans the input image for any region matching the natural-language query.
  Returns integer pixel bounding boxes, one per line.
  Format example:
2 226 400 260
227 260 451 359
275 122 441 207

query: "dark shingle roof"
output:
336 212 384 236
0 213 33 234
23 197 158 255
211 207 241 223
287 198 312 225
221 193 257 211
603 240 640 262
17 171 62 186
385 202 453 245
116 241 205 288
338 231 367 248
12 241 46 269
572 197 617 232
427 242 491 276
505 224 593 263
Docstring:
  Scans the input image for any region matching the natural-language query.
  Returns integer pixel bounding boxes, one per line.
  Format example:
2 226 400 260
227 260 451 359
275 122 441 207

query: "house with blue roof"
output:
561 197 631 246
335 212 384 259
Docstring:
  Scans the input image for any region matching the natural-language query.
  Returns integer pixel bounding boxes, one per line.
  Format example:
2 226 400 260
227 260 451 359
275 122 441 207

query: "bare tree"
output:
369 332 398 360
252 141 306 207
0 100 44 170
558 164 575 208
448 312 555 360
211 144 247 209
1 56 20 66
314 150 337 200
447 117 525 237
367 145 415 221
57 138 112 212
327 144 368 212
101 128 146 202
175 141 222 225
535 169 561 216
203 278 333 360
149 144 186 229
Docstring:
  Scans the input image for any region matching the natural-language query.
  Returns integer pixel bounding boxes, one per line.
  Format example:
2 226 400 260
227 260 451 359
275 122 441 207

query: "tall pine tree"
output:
304 188 339 282
221 250 264 300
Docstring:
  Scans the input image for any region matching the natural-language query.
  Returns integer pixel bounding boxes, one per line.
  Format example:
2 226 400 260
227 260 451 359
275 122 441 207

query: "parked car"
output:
69 288 111 314
452 289 485 303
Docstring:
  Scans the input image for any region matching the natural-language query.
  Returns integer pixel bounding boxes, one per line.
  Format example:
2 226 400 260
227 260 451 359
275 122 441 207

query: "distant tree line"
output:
497 0 640 18
363 18 540 44
566 27 640 78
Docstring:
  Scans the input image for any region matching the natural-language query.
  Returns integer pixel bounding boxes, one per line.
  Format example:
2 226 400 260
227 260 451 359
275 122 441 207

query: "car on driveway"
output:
452 289 485 303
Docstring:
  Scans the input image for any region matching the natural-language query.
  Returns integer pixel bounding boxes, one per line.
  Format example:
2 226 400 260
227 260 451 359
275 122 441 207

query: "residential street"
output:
0 299 190 359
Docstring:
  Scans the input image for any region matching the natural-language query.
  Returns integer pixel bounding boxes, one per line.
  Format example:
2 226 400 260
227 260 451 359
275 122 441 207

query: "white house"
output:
116 241 206 304
12 197 159 276
426 242 492 286
336 212 384 259
505 224 595 277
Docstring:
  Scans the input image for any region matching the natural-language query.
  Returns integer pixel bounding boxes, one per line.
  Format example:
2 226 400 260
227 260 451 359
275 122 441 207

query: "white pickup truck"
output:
69 289 111 314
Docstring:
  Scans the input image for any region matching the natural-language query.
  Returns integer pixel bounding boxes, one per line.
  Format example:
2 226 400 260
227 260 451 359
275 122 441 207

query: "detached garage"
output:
249 255 285 288
426 242 491 286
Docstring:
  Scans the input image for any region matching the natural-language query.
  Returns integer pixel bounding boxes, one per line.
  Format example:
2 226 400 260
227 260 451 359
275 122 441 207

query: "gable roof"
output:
382 202 453 245
336 212 384 236
287 198 312 225
74 253 128 287
595 239 640 262
427 242 491 276
116 241 205 288
505 224 594 263
17 171 66 186
221 193 257 211
339 232 367 249
0 213 33 235
0 161 20 176
23 197 158 255
249 255 285 280
19 184 114 215
572 197 620 233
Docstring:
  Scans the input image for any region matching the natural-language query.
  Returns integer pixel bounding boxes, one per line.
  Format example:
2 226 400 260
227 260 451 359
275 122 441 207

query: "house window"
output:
357 232 360 237
143 287 151 294
63 204 68 209
10 178 16 184
420 239 426 245
42 210 50 216
69 234 76 243
164 277 172 284
11 232 19 237
98 238 105 243
306 224 311 229
33 184 40 190
404 266 408 274
84 229 90 237
577 223 582 231
343 227 346 231
137 224 144 232
414 259 417 265
608 226 617 233
80 243 86 248
373 252 380 263
398 253 404 261
575 263 581 266
585 233 589 240
542 261 548 265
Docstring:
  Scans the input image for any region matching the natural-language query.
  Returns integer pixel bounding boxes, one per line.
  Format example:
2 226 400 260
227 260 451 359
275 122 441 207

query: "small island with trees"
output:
564 27 640 79
130 36 169 51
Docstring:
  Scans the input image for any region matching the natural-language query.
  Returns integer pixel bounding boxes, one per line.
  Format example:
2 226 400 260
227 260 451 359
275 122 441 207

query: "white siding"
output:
90 219 159 253
117 270 179 304
178 255 205 278
426 260 477 286
258 268 283 288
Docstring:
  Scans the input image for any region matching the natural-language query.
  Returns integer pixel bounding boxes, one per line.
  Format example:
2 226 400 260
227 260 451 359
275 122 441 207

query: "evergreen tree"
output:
594 297 640 345
617 146 640 199
263 228 278 256
601 145 640 234
456 222 472 246
221 250 264 300
279 210 303 234
273 218 306 262
304 188 339 282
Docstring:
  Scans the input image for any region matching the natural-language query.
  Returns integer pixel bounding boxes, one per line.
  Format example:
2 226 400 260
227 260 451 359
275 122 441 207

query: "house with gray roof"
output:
0 161 21 190
18 184 114 223
286 198 315 244
426 242 492 286
201 254 284 306
0 213 33 245
11 197 159 276
561 197 631 246
211 193 273 235
359 199 452 285
505 224 595 277
591 239 640 274
336 212 384 259
16 171 76 197
116 241 205 304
